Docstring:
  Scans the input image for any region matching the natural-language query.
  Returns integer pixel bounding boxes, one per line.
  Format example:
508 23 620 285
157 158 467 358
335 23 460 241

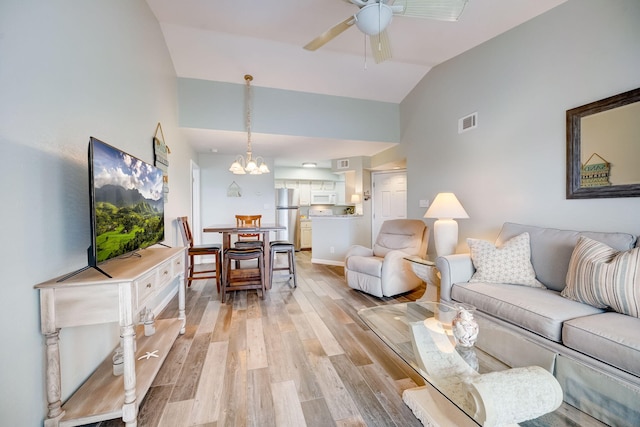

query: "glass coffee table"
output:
359 301 589 427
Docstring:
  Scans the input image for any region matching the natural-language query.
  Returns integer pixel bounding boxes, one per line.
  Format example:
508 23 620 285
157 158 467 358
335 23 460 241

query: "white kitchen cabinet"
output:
310 181 323 190
335 181 346 205
300 220 312 249
276 180 343 206
298 181 311 206
322 181 336 191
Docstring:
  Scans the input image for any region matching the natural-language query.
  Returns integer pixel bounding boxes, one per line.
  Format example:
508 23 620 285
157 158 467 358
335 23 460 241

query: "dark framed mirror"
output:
566 87 640 199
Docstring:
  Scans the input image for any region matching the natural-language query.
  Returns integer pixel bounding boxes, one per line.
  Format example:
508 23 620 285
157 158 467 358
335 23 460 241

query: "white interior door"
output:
372 171 407 245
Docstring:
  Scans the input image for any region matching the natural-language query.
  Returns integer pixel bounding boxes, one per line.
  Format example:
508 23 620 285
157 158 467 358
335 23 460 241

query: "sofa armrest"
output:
345 245 373 261
436 254 475 302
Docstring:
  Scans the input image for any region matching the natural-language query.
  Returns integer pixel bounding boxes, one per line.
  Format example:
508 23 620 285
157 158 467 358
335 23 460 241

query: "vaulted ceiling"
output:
146 0 567 167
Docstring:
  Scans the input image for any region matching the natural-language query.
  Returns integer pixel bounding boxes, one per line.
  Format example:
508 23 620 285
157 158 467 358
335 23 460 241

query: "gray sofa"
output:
437 222 640 427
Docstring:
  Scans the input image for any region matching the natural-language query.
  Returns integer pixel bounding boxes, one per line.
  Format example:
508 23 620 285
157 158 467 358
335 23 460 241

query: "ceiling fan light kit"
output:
355 3 393 36
304 0 469 63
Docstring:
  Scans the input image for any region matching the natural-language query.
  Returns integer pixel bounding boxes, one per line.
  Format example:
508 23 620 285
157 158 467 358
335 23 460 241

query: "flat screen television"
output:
87 137 165 275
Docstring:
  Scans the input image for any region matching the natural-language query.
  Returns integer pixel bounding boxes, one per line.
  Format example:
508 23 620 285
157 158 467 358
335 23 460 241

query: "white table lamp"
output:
424 193 469 256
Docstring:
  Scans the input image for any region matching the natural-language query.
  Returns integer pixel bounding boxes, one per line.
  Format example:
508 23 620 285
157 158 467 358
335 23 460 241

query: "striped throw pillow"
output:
562 236 640 317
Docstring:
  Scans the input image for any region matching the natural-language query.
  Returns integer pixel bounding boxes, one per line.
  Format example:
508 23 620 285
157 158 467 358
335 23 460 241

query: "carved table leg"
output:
178 270 186 334
44 329 64 427
121 322 137 426
41 288 64 427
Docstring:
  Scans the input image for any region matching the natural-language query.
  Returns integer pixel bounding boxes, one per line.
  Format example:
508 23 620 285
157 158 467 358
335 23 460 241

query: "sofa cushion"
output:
563 237 640 317
496 223 637 292
563 312 640 377
467 232 544 288
451 282 604 342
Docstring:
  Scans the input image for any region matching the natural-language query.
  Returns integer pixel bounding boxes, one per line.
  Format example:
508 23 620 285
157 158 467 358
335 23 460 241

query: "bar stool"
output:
269 241 297 288
222 246 265 303
234 214 263 269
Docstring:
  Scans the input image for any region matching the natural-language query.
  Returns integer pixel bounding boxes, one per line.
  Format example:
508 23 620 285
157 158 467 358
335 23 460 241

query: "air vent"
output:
337 159 350 169
458 112 478 133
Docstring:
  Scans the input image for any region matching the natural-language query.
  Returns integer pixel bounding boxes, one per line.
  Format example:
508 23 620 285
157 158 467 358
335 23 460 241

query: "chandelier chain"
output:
229 74 268 174
245 74 253 159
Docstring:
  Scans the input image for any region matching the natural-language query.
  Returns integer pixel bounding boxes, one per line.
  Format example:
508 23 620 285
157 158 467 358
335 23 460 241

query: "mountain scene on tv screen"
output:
93 141 164 263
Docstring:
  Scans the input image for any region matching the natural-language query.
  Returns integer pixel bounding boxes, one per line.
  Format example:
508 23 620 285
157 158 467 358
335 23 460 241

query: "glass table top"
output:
403 255 436 266
358 301 591 427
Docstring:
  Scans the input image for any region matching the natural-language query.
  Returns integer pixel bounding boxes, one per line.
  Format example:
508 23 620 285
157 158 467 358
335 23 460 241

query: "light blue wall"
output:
0 2 193 425
402 0 640 258
178 78 401 142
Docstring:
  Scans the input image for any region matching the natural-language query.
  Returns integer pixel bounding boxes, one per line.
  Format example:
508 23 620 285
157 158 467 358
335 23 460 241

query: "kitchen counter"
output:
309 215 370 265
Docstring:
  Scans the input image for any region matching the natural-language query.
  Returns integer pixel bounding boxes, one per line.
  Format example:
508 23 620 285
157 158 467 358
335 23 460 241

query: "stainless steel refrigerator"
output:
275 188 300 250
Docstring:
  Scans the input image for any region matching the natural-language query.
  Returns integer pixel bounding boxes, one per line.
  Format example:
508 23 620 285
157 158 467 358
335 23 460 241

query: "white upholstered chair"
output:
345 219 429 297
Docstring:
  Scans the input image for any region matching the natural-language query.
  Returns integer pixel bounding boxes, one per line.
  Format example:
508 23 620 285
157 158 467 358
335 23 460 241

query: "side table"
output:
405 256 440 301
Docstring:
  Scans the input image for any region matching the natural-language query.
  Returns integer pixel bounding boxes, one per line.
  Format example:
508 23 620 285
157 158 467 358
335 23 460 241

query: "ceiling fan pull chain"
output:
378 1 382 37
363 33 368 70
245 75 252 159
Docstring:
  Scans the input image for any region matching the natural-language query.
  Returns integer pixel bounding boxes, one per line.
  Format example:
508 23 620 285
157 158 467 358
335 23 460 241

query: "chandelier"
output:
229 74 270 175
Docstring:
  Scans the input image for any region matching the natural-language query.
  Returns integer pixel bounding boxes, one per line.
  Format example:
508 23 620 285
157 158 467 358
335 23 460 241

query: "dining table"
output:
203 223 285 290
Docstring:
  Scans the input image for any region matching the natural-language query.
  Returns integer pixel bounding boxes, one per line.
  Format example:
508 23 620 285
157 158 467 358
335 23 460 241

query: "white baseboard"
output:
311 258 344 267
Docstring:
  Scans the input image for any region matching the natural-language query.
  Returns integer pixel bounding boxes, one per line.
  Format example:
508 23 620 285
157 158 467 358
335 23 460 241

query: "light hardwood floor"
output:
97 251 427 427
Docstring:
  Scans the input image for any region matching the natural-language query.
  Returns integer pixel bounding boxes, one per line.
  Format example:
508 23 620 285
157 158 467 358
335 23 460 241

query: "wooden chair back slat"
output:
235 214 262 241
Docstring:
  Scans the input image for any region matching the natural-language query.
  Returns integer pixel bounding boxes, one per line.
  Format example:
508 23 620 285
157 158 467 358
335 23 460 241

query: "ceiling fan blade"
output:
370 30 391 63
393 0 469 21
304 16 356 51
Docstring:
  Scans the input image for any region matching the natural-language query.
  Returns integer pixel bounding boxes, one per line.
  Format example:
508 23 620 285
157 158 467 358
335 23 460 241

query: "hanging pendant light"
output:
229 74 270 175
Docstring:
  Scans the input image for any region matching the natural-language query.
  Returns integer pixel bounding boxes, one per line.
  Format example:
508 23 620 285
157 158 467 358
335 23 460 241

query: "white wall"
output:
0 2 193 425
199 154 277 246
402 0 640 258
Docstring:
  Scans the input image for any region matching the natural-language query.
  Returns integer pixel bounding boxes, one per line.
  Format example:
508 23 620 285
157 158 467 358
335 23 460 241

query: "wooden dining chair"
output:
235 214 262 241
177 216 221 291
234 214 264 249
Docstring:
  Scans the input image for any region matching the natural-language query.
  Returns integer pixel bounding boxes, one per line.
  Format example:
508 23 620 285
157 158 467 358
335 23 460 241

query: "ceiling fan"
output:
304 0 469 63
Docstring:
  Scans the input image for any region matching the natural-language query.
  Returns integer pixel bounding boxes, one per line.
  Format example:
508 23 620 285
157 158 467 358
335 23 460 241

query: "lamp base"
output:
434 219 459 257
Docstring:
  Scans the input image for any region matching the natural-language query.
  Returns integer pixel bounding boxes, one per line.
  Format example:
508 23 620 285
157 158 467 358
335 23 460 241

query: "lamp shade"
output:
424 192 468 256
424 193 469 219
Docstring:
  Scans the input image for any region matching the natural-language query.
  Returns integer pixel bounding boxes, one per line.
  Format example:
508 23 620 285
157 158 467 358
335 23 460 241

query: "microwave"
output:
310 191 337 205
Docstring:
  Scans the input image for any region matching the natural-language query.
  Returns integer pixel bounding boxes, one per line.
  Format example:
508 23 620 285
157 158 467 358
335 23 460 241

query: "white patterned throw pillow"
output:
468 232 545 288
562 236 640 317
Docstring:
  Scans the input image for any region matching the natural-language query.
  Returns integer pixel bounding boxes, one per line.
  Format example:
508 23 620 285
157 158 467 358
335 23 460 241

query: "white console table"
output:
34 246 187 427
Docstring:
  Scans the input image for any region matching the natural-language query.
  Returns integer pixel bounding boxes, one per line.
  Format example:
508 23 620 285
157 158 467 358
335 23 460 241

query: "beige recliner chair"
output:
345 219 429 297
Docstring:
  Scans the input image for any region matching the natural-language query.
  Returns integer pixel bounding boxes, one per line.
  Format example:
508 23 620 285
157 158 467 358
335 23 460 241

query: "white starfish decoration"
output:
137 350 159 360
